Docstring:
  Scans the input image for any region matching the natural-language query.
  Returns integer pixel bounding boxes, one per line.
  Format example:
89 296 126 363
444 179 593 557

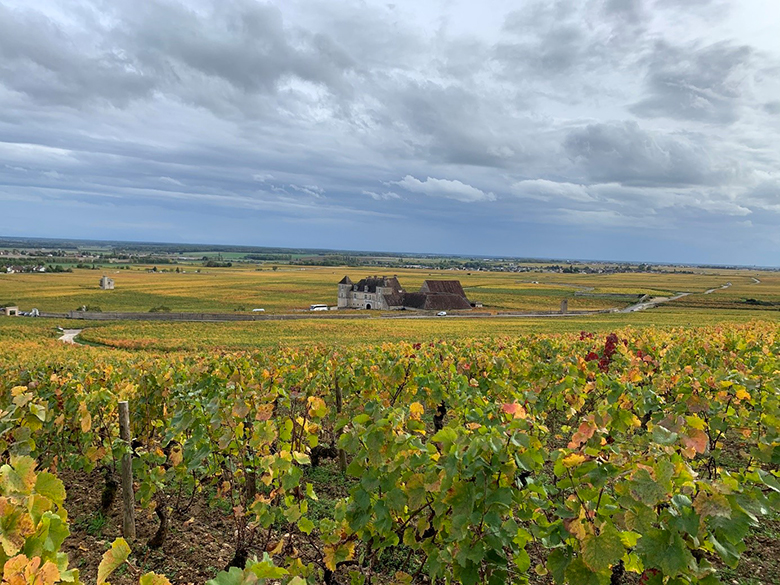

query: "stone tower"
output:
337 276 353 309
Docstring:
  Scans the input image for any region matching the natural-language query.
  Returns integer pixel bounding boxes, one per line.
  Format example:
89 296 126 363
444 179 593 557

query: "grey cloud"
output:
0 0 357 112
631 41 753 124
387 81 523 167
764 101 780 115
497 0 648 80
604 0 645 23
115 0 355 94
563 121 721 186
0 4 156 107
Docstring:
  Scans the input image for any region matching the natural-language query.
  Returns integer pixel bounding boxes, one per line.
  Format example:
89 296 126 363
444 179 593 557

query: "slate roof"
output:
354 276 403 294
338 275 353 285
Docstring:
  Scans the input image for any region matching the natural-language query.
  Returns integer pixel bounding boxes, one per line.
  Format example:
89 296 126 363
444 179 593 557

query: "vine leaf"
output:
97 538 131 585
139 572 173 585
2 555 60 585
581 524 624 572
635 528 694 578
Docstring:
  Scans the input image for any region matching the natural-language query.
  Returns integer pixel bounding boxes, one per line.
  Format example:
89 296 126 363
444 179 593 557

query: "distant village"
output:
0 239 762 277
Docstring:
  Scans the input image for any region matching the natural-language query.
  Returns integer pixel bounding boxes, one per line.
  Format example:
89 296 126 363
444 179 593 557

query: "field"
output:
60 308 773 351
2 263 778 316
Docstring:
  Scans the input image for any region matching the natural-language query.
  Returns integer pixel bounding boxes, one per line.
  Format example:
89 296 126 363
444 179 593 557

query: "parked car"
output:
252 308 265 312
436 311 447 317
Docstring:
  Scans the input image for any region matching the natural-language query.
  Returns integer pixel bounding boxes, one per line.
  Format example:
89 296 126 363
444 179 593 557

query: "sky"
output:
1 0 779 265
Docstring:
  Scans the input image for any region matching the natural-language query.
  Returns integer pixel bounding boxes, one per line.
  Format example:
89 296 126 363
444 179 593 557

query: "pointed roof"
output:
420 280 467 297
338 275 353 285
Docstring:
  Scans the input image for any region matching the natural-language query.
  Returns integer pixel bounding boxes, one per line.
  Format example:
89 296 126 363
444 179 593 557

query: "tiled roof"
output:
420 280 467 297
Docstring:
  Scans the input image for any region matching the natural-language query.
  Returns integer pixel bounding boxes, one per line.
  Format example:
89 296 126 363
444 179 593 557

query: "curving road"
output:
58 329 82 344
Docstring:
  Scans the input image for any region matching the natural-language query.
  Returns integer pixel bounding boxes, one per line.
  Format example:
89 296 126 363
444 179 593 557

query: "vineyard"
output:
1 322 779 584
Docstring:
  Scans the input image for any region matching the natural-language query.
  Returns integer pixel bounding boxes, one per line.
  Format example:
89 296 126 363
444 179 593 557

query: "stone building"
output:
337 276 404 310
99 276 115 290
337 276 472 311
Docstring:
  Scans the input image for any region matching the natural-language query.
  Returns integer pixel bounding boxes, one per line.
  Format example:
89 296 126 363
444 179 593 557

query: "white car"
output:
252 308 265 312
436 311 447 317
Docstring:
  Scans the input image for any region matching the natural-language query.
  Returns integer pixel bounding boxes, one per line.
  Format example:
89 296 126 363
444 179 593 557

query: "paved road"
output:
58 329 82 344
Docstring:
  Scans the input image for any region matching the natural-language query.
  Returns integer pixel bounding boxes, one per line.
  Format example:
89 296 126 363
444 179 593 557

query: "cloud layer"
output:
0 0 779 264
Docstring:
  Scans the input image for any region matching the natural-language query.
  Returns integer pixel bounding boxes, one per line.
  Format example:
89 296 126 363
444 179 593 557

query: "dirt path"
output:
619 293 690 313
752 277 761 284
704 282 732 295
58 329 82 344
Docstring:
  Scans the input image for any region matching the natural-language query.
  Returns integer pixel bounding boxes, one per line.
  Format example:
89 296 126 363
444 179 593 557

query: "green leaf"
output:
564 557 609 585
581 524 624 572
298 516 315 535
97 538 131 585
35 472 66 507
514 549 530 574
205 567 246 585
292 451 311 465
352 414 371 425
431 427 458 446
246 554 289 579
629 469 666 507
635 528 694 578
547 548 572 584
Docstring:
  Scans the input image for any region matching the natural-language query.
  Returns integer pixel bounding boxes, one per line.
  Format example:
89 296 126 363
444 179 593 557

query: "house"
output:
338 276 472 311
99 276 115 290
2 306 19 317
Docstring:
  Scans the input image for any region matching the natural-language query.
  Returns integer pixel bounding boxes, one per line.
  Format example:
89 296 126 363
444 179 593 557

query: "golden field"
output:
1 263 777 314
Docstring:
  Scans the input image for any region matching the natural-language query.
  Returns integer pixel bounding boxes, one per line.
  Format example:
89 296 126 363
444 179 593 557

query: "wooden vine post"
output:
118 400 136 540
334 378 347 474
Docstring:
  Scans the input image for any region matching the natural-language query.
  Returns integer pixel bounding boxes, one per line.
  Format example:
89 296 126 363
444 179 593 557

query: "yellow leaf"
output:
562 453 586 468
3 555 60 585
735 388 751 401
139 572 173 585
267 536 285 556
78 402 92 433
86 446 107 463
323 545 337 571
231 402 250 419
97 538 131 585
168 446 183 467
409 402 424 420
